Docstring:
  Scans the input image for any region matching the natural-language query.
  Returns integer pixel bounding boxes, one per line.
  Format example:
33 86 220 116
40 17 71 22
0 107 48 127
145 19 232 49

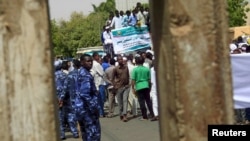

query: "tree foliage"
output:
92 0 115 13
51 0 115 57
227 0 250 27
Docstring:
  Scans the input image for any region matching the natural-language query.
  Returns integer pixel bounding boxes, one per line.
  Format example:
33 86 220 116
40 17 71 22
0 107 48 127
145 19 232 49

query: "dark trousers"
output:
98 85 106 116
103 44 114 58
108 88 116 114
137 88 154 119
245 108 250 121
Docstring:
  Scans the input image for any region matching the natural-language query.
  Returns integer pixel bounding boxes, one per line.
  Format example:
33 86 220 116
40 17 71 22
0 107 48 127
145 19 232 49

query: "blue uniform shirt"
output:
74 67 99 119
55 70 67 100
64 68 79 108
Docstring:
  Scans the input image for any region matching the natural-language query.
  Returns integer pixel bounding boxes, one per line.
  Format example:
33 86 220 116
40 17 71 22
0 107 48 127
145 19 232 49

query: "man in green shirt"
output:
131 55 154 120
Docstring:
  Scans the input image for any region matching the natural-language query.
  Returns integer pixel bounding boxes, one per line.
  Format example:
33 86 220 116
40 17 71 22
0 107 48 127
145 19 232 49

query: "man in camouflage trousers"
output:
54 63 68 140
63 59 81 138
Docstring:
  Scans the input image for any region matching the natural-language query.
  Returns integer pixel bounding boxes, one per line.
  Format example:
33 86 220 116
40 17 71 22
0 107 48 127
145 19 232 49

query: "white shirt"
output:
110 16 122 29
68 62 74 72
90 60 105 90
150 67 157 93
136 11 145 26
115 62 119 66
127 61 135 85
103 31 113 45
127 61 135 80
143 62 150 68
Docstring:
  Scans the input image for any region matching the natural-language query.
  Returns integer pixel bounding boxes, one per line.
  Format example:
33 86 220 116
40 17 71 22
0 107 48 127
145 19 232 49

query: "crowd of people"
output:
53 3 156 141
229 35 250 54
101 2 151 58
54 49 159 141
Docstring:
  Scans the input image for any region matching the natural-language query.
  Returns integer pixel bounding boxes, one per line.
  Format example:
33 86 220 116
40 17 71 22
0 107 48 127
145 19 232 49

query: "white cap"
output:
146 49 154 55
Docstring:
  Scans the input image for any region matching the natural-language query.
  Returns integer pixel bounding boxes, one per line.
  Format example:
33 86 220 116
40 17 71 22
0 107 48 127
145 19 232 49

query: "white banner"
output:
231 53 250 109
111 25 152 54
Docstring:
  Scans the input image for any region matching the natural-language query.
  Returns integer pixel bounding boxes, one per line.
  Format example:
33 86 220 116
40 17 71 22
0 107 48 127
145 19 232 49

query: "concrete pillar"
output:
0 0 59 140
150 0 234 140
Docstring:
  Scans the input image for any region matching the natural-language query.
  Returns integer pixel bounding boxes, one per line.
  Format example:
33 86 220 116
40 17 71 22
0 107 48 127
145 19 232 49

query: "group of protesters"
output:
101 50 159 122
229 35 250 54
53 48 158 141
101 2 151 58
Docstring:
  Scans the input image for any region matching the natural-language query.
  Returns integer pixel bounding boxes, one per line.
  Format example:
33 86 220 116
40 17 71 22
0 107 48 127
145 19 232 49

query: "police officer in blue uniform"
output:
74 54 101 141
63 59 81 138
54 63 67 140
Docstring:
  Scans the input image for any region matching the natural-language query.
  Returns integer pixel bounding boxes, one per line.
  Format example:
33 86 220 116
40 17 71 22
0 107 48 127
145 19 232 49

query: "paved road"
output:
64 107 160 141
